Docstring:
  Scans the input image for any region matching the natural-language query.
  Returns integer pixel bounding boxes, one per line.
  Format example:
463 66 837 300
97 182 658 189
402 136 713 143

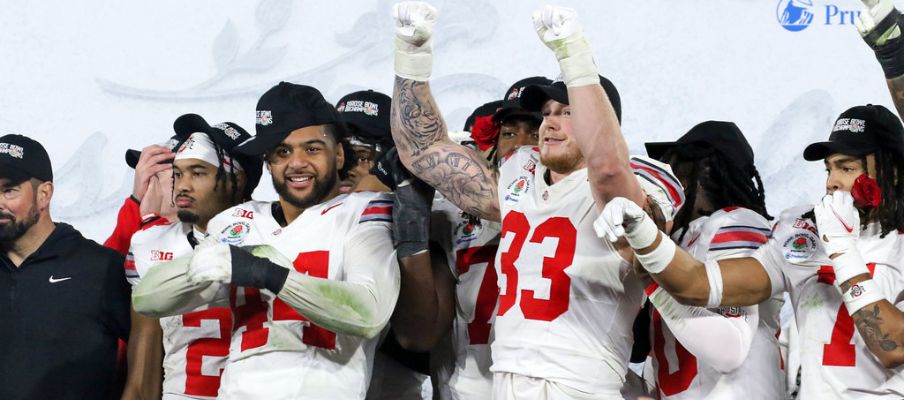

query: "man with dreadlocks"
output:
637 121 784 399
123 113 262 399
600 108 904 397
601 0 904 397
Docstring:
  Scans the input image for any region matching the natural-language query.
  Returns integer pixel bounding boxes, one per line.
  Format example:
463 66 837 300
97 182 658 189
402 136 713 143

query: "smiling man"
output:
0 134 131 400
388 4 679 398
132 82 402 400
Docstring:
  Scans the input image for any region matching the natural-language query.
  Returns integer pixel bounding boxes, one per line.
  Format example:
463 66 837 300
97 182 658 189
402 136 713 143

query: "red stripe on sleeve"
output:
711 231 768 245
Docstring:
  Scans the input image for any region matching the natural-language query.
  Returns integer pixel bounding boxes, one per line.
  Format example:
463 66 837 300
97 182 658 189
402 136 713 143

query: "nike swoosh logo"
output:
830 206 854 233
321 203 343 215
49 276 72 283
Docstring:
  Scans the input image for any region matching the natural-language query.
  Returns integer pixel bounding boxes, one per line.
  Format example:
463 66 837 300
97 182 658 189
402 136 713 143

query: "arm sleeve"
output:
103 196 142 256
275 222 400 339
648 285 757 373
131 238 229 318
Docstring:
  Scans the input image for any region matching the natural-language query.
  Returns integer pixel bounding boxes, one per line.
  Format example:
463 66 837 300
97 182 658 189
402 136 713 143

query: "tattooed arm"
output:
390 3 500 221
391 77 501 221
840 276 904 368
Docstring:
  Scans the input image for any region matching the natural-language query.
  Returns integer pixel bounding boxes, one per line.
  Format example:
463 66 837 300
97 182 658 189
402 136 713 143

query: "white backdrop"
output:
0 0 896 241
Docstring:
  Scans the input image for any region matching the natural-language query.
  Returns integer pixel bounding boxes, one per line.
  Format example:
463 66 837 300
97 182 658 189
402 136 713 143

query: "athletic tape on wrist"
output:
624 215 660 250
558 52 598 88
832 250 871 287
704 259 724 308
394 48 432 82
842 279 885 314
634 234 675 275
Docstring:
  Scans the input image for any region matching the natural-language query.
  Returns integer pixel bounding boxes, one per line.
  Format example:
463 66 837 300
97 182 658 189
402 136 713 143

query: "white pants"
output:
492 372 622 400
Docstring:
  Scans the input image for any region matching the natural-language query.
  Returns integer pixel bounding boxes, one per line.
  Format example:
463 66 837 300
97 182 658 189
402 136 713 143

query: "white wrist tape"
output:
634 234 676 275
832 250 871 286
394 39 433 82
841 279 885 314
558 51 599 88
704 259 724 308
624 215 659 250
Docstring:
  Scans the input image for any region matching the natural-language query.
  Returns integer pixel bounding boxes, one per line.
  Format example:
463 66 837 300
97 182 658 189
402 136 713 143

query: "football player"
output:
133 82 402 399
390 3 679 398
123 114 261 399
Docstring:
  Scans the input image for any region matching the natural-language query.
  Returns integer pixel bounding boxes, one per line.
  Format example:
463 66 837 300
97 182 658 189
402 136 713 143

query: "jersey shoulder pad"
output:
630 155 685 220
499 145 539 178
207 200 269 240
354 192 393 224
706 207 772 253
770 204 822 265
130 220 184 246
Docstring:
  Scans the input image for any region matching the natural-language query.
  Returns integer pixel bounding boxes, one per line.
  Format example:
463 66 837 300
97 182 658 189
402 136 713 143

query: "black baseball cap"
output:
336 90 392 151
125 135 182 169
645 121 755 170
803 104 904 161
519 75 622 123
492 76 552 124
237 82 340 156
172 113 263 192
464 100 503 132
0 134 53 184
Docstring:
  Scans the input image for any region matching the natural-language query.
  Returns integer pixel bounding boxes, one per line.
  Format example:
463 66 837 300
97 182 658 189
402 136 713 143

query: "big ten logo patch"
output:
150 250 174 261
232 208 254 219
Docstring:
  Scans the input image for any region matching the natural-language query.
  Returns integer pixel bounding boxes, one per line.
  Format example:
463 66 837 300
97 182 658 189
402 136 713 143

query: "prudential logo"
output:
777 0 815 31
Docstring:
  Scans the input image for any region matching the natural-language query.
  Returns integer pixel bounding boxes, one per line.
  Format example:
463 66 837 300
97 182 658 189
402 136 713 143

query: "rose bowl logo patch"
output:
220 221 251 244
782 232 817 263
504 176 531 206
455 220 480 245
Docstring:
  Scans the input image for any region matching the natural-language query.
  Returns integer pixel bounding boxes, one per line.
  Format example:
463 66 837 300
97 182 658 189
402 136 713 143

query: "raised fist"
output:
857 0 899 44
393 1 436 48
532 6 583 49
392 1 437 81
530 5 597 87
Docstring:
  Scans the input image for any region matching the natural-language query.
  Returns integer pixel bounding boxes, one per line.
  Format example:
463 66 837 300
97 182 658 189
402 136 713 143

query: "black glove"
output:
230 246 290 293
371 148 435 258
862 5 904 79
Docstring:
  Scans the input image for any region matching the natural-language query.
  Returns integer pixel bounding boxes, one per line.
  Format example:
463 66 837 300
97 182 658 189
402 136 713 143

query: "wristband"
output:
832 250 871 287
394 40 433 82
704 259 724 308
230 246 290 294
841 279 885 314
634 234 676 275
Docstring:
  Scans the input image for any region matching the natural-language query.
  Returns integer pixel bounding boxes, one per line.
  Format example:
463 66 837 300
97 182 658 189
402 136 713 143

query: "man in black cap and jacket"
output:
0 134 131 400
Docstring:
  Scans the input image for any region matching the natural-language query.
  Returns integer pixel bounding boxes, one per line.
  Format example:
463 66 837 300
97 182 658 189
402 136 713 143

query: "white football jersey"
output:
127 222 231 399
431 196 502 399
490 147 681 395
651 207 784 399
206 192 396 400
754 204 904 398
